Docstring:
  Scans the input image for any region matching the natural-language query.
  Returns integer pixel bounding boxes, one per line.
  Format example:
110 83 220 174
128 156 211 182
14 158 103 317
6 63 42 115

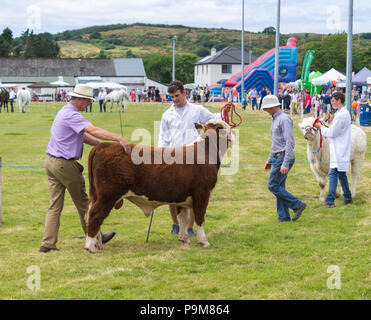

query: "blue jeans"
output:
326 168 352 204
267 153 303 222
251 98 257 110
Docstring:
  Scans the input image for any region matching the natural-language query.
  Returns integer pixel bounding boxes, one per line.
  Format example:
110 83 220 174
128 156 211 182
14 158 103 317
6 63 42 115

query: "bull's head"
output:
194 120 235 149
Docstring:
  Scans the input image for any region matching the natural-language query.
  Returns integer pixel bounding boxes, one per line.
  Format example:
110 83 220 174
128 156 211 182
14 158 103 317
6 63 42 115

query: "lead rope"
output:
220 102 242 128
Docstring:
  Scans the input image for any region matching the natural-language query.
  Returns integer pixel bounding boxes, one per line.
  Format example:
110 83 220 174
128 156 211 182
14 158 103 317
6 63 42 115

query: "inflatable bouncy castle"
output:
209 38 297 97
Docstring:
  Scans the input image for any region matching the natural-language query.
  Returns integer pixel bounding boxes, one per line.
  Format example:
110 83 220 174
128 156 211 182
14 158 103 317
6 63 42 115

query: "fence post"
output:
0 156 2 226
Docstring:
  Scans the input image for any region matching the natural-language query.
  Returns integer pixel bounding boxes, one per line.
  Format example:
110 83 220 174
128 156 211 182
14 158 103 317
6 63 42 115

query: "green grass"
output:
0 102 370 300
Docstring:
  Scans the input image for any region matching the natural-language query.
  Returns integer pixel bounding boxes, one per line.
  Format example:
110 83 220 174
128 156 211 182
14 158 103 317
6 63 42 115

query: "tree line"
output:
0 28 60 58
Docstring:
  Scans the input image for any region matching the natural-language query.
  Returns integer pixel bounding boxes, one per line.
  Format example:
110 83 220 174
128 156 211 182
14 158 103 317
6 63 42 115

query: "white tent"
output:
85 82 127 90
311 68 346 86
51 80 72 86
0 83 18 88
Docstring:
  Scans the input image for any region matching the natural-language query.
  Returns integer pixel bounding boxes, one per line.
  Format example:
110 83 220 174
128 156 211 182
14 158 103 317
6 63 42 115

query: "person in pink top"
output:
40 84 131 253
304 91 312 114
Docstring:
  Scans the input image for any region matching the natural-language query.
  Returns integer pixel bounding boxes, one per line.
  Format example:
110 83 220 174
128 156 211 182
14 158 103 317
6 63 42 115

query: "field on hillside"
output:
0 102 370 300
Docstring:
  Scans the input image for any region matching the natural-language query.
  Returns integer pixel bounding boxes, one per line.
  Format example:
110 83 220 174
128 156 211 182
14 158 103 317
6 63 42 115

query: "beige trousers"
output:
41 155 88 249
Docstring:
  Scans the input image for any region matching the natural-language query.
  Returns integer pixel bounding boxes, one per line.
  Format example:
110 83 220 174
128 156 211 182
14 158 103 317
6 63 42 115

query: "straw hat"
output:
68 84 95 101
261 94 281 110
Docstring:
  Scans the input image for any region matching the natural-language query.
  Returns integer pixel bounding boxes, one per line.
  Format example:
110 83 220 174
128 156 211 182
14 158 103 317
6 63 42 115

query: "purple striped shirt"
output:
266 110 295 167
46 103 92 159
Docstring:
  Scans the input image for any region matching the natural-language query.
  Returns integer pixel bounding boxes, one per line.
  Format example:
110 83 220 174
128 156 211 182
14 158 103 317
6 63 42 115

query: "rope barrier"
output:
1 160 371 168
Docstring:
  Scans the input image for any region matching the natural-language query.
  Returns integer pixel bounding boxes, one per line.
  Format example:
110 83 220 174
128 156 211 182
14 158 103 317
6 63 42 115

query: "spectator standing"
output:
304 91 312 114
290 89 298 114
9 87 16 112
98 89 107 112
258 87 267 110
351 96 359 121
242 90 248 110
250 87 258 111
130 89 136 102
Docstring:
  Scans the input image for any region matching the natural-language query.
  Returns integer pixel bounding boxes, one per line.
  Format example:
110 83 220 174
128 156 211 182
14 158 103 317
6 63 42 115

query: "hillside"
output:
54 23 370 62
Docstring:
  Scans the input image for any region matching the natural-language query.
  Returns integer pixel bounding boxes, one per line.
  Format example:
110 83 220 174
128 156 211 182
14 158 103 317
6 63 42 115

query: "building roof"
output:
113 58 146 77
0 58 146 78
195 46 257 65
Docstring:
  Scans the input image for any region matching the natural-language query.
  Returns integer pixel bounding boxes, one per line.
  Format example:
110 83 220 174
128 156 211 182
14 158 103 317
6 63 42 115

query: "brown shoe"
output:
344 199 353 205
292 203 307 221
322 203 335 208
39 246 59 253
102 231 116 244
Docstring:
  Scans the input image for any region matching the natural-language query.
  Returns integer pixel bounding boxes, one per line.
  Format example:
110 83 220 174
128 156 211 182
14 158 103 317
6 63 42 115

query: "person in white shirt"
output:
290 89 298 114
313 92 352 208
158 80 221 236
98 89 107 112
9 88 16 112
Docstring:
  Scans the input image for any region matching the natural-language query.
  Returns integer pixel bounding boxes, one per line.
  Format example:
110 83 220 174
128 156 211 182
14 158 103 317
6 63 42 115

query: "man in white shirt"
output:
158 80 221 236
98 89 107 112
313 92 352 208
9 88 16 112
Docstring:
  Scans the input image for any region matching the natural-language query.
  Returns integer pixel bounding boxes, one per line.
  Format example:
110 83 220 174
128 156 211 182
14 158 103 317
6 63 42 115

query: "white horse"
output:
17 89 31 113
104 89 129 112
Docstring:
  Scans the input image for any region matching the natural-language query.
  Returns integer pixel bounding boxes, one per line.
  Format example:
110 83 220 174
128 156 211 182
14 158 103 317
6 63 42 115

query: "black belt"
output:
47 153 78 161
273 151 285 157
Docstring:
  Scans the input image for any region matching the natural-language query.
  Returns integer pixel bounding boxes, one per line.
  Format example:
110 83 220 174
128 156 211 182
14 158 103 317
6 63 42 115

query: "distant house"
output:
194 46 257 87
0 58 147 93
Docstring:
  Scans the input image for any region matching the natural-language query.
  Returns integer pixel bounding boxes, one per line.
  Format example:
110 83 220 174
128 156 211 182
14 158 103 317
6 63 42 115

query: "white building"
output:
194 46 257 87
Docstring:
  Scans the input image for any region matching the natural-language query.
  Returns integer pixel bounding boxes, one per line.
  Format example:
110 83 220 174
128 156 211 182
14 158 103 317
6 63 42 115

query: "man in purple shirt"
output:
40 84 131 253
262 95 306 222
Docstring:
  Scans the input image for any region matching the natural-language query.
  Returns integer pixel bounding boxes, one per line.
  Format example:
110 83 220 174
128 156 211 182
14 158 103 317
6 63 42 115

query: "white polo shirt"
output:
158 102 221 148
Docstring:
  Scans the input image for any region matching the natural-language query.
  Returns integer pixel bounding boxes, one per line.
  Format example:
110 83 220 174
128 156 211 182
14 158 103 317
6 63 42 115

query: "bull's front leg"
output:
193 195 210 248
196 224 210 248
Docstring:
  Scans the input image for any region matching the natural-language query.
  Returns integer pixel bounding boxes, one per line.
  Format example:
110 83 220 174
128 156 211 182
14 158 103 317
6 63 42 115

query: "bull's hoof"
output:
197 241 210 248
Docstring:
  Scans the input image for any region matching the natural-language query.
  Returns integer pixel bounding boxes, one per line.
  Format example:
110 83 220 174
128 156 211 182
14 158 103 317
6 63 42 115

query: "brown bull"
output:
84 119 234 253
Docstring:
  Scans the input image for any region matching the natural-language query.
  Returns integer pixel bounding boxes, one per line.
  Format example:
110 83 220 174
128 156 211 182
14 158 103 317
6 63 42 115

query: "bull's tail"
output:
88 146 98 204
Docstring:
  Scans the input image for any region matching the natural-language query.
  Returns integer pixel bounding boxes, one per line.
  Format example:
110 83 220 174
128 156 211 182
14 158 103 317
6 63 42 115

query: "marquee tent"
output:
85 82 127 90
311 68 346 86
352 67 371 86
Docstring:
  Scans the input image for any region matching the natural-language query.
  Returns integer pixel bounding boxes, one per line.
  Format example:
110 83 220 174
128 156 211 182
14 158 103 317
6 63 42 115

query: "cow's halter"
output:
305 125 322 155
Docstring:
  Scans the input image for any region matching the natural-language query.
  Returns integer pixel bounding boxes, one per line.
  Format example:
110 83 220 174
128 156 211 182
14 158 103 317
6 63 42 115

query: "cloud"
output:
0 0 369 37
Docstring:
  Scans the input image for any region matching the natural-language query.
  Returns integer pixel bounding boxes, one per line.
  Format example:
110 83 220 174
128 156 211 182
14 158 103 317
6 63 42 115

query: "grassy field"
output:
0 102 370 300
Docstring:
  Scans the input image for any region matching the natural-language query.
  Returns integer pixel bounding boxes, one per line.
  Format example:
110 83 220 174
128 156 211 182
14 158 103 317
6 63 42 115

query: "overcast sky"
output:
1 0 370 37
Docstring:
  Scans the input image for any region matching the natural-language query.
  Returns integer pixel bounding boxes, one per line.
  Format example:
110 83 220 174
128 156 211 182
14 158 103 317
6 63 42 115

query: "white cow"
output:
298 116 367 201
104 89 129 112
17 89 31 113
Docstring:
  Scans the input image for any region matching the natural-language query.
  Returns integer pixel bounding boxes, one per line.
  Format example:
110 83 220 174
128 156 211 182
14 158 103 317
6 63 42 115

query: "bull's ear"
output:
194 122 204 134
